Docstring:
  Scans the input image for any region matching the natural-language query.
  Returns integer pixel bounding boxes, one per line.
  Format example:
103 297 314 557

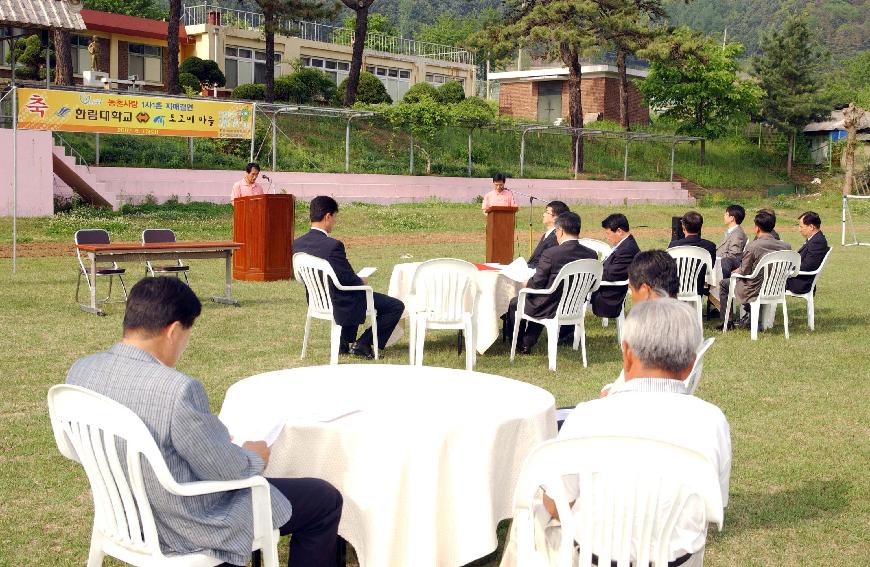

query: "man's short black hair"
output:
546 200 569 217
555 211 581 236
601 213 630 232
492 172 506 182
754 210 777 233
681 211 704 234
628 250 678 299
310 195 339 222
726 204 745 224
245 162 260 173
123 277 202 336
799 210 822 229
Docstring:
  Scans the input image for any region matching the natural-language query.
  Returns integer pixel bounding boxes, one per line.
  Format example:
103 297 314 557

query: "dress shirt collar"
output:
611 377 688 396
544 226 556 239
610 233 630 252
311 227 329 236
805 231 819 243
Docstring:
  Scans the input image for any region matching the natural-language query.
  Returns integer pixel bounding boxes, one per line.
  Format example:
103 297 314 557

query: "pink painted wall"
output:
0 129 55 217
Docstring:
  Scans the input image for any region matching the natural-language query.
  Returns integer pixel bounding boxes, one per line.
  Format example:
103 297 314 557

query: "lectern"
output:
485 206 518 265
233 194 295 281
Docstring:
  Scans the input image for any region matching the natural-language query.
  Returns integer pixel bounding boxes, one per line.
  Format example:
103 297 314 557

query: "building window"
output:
366 65 411 102
225 46 281 88
302 56 349 85
0 29 8 68
71 35 92 75
128 43 162 83
426 72 464 87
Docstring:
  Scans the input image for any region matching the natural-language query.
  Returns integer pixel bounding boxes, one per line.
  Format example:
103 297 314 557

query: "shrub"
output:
337 72 392 105
179 72 202 93
180 56 226 87
403 82 438 104
436 80 466 103
232 83 265 101
450 96 497 129
275 68 336 104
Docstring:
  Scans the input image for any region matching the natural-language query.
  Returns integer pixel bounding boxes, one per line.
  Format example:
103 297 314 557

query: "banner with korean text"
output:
16 88 254 139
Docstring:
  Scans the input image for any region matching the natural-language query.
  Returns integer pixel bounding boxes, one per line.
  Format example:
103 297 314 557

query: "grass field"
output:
1 195 868 566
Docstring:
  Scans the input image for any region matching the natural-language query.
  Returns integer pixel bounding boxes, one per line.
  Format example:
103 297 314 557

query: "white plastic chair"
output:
723 250 800 340
577 238 612 260
785 248 831 331
668 246 714 330
47 384 278 567
684 337 715 395
512 436 724 567
293 252 378 365
594 279 628 344
408 258 478 370
75 229 128 305
142 229 190 282
511 259 602 370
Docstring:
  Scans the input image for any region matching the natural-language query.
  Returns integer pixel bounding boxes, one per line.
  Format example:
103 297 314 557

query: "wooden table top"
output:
76 241 243 252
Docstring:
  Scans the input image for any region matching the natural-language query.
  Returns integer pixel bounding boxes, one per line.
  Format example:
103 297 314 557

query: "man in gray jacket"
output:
67 277 342 567
713 204 748 316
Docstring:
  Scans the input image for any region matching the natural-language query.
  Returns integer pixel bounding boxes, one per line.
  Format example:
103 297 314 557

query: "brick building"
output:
490 65 650 125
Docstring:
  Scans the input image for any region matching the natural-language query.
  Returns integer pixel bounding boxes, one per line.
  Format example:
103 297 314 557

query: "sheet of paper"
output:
500 257 536 283
227 418 286 447
357 266 377 278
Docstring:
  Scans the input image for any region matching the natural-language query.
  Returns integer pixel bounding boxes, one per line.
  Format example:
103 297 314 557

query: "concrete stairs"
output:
51 145 116 208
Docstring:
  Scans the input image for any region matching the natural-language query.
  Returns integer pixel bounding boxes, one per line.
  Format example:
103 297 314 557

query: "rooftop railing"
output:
183 4 474 66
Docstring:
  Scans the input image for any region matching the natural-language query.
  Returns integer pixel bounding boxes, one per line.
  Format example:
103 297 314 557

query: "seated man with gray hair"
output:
554 299 731 564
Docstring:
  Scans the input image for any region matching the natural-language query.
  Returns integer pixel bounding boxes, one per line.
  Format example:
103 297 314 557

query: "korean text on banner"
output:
16 88 254 139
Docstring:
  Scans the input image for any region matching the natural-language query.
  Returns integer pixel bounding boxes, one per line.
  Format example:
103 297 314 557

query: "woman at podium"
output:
231 162 265 202
482 172 518 214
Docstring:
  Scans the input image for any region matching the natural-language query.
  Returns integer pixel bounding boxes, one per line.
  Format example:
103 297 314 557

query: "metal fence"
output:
183 3 475 66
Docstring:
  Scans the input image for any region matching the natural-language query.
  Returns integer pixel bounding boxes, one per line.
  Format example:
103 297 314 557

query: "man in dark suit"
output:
506 212 597 354
590 213 641 319
293 196 405 359
668 210 717 297
786 211 829 295
528 200 570 269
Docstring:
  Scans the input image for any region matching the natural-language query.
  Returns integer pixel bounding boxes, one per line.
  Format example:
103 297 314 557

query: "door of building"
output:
537 81 563 124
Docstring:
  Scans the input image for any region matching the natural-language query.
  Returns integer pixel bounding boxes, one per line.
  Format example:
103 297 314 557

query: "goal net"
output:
842 173 870 246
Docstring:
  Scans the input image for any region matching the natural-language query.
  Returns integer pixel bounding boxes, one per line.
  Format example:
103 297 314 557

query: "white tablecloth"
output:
219 365 556 567
386 262 522 354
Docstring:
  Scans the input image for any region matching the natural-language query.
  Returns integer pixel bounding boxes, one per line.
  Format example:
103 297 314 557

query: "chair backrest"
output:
142 229 177 244
804 248 832 292
47 384 183 561
577 238 612 261
513 436 724 567
552 259 603 320
684 337 715 395
754 250 801 301
75 228 111 246
411 258 478 323
667 246 712 298
293 252 338 317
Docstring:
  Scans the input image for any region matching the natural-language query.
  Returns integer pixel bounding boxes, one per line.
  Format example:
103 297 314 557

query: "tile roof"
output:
0 0 86 30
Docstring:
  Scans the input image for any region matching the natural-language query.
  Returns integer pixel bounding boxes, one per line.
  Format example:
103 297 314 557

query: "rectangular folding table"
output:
75 241 242 315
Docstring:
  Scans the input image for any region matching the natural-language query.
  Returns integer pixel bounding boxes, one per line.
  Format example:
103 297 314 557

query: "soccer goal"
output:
842 175 870 246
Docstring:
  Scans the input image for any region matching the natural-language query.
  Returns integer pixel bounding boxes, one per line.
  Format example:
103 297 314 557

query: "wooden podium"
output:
485 206 518 265
232 194 295 281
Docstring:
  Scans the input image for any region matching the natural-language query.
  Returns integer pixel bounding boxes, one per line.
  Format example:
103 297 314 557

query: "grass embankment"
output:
0 194 868 566
56 115 796 191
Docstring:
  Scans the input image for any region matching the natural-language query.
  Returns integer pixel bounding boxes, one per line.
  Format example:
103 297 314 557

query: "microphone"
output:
261 174 271 182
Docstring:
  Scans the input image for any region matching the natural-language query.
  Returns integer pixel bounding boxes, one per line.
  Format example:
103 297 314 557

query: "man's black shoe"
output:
707 308 721 320
349 341 375 360
516 345 532 355
338 342 350 355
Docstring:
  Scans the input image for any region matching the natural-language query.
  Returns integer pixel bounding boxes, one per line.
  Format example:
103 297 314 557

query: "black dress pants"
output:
339 292 405 349
219 477 343 567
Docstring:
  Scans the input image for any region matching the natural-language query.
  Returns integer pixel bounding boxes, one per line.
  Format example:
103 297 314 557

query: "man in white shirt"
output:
528 200 570 269
556 299 731 564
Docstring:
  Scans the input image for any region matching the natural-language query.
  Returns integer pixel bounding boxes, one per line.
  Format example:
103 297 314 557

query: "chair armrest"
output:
334 283 373 292
794 267 822 277
598 279 628 287
167 474 270 497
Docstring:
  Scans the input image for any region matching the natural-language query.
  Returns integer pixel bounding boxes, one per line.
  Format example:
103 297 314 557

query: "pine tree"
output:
752 13 831 177
339 0 377 106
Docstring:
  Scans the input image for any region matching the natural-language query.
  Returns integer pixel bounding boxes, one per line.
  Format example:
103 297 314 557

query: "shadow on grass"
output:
714 479 852 540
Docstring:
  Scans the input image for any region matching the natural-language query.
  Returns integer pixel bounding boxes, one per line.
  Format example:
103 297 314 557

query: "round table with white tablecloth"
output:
386 262 523 354
219 365 556 567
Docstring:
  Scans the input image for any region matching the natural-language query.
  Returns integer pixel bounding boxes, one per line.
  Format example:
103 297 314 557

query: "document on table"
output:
357 267 377 278
500 257 536 283
224 407 363 446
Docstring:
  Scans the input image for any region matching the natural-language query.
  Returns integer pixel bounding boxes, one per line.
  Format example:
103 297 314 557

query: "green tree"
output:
337 71 392 104
403 81 438 103
339 0 378 105
83 0 167 19
451 97 498 175
639 27 763 164
415 13 480 46
380 95 451 174
437 81 466 103
752 13 831 176
7 35 46 80
343 13 395 36
180 56 226 88
824 51 870 109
